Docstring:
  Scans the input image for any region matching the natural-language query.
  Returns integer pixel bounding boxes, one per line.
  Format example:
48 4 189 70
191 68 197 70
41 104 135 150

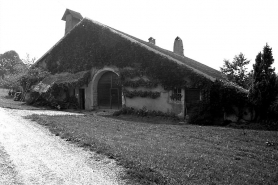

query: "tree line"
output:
220 44 278 121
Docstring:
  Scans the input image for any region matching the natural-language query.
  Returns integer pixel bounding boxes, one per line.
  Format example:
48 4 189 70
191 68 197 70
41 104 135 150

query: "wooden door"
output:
97 71 122 109
184 88 200 116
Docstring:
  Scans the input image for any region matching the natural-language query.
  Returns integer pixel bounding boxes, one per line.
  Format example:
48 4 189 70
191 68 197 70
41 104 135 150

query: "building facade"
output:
34 9 228 118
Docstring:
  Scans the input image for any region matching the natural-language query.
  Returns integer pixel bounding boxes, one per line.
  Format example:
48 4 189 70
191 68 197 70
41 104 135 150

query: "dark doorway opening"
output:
184 88 201 116
97 71 122 109
79 89 85 109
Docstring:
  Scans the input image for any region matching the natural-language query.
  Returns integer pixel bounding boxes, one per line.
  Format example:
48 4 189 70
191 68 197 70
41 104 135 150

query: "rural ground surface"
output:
0 107 126 185
0 89 278 184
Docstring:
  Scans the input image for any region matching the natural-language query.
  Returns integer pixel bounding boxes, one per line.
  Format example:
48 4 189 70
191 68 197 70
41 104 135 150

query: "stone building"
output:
33 9 237 119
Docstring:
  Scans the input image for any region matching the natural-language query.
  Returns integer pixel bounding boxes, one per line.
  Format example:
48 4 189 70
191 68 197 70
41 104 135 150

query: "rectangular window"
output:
170 88 182 101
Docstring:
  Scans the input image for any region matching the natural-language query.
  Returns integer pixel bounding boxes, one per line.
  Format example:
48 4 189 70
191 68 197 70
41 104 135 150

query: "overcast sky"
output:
0 0 277 71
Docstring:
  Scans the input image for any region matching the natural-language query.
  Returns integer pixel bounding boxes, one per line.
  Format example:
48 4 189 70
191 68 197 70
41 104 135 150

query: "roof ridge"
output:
35 16 226 81
85 18 220 81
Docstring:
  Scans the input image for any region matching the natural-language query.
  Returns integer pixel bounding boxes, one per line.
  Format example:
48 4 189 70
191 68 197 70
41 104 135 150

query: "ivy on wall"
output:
19 68 50 91
188 80 249 125
123 89 160 99
170 94 182 101
35 18 250 116
119 68 143 80
39 19 211 89
123 78 159 88
215 80 249 112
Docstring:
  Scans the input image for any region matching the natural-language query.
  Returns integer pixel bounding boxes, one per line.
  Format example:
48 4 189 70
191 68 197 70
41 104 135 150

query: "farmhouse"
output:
33 9 230 118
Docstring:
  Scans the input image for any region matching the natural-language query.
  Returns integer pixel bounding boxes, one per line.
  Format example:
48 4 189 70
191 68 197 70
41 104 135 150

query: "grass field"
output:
1 88 278 184
26 114 278 185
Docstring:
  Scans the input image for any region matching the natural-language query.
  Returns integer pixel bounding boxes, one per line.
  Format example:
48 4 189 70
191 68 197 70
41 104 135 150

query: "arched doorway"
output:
97 71 122 109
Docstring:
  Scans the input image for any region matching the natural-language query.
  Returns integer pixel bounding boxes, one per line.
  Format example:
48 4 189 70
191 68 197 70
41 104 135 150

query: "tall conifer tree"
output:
249 44 277 120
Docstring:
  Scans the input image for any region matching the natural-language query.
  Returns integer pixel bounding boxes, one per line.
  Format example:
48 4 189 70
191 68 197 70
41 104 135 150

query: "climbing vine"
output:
123 89 160 99
33 18 250 118
170 94 182 101
188 80 249 125
38 18 211 89
19 67 50 91
119 68 144 81
123 78 159 88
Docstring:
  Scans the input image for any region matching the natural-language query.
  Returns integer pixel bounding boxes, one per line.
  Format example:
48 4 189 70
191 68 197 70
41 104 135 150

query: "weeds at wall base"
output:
113 106 182 122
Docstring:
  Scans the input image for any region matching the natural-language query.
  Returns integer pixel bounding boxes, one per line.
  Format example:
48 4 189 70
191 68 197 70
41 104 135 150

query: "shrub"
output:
114 106 180 120
123 89 160 99
19 67 50 92
188 102 214 125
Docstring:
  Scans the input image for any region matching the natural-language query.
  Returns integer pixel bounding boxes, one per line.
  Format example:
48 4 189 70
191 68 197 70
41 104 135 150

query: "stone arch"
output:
91 67 122 109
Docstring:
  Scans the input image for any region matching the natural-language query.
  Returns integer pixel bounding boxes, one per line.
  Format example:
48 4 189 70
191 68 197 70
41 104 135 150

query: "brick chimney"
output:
62 9 83 35
173 37 184 56
148 37 155 45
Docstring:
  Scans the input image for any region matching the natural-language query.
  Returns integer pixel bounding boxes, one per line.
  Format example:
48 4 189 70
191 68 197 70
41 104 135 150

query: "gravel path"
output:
0 144 23 185
0 107 126 185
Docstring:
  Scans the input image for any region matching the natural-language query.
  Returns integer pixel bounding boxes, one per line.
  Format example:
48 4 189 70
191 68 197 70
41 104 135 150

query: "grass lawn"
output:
26 113 278 185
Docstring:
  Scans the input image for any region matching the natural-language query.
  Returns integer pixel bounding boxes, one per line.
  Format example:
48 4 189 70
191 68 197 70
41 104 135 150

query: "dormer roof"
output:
61 9 83 21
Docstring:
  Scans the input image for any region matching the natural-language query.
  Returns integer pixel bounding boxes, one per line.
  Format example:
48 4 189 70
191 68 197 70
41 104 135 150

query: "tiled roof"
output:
61 9 83 21
95 19 227 81
36 16 226 81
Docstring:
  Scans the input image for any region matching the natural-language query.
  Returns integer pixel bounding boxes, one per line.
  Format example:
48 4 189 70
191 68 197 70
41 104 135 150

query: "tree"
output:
269 75 278 119
0 50 26 79
220 53 250 88
249 43 277 120
22 53 36 68
0 69 5 80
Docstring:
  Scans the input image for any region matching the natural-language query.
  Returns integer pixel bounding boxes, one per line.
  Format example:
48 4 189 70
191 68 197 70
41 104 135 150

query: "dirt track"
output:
0 107 126 185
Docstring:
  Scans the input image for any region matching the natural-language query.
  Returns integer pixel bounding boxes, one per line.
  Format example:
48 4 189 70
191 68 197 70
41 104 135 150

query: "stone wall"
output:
82 67 186 117
125 85 185 117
